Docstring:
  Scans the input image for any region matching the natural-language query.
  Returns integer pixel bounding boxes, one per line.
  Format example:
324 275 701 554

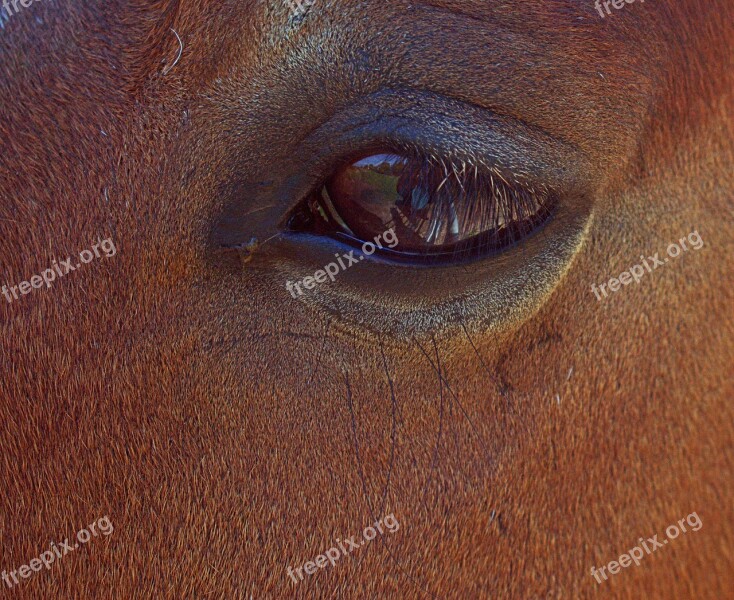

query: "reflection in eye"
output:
288 152 557 264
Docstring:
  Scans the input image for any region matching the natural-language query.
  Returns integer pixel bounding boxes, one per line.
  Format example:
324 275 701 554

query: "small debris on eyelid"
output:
221 233 280 265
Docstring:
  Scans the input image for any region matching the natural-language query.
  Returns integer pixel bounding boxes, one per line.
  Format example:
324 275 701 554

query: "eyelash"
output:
391 151 555 257
289 147 558 264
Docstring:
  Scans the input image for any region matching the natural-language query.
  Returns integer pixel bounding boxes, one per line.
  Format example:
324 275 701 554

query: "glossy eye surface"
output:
288 152 557 264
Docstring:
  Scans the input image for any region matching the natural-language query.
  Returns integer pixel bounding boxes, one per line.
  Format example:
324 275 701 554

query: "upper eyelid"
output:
213 87 589 252
292 87 588 204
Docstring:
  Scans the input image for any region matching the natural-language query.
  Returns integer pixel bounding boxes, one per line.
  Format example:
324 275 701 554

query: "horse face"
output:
1 0 732 596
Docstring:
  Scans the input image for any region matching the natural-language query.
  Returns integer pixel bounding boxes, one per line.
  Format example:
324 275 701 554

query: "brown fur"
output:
1 0 732 597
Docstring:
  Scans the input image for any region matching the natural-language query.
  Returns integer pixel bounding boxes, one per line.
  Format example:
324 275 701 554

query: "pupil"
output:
325 153 407 241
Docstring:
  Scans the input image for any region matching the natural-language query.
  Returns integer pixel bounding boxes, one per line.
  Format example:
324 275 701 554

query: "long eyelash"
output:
287 148 558 264
380 149 556 261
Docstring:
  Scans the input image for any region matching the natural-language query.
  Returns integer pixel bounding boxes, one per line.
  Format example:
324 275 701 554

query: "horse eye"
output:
287 152 557 264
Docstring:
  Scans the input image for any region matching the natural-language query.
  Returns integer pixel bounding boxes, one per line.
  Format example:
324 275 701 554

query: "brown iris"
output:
288 152 555 262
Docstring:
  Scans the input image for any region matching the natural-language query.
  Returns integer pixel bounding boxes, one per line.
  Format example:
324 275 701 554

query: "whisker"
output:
421 335 445 510
413 338 495 469
343 370 441 599
458 320 506 395
377 335 398 519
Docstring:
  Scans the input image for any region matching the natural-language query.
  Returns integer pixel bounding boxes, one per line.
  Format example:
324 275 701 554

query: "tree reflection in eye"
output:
289 152 557 264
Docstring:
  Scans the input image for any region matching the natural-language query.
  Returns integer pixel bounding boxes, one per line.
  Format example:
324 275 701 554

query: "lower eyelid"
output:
264 190 592 336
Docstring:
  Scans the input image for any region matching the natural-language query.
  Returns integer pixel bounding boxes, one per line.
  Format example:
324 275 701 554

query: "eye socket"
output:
287 151 557 264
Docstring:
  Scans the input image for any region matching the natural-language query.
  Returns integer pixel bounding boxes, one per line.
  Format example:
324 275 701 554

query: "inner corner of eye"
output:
288 151 556 263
